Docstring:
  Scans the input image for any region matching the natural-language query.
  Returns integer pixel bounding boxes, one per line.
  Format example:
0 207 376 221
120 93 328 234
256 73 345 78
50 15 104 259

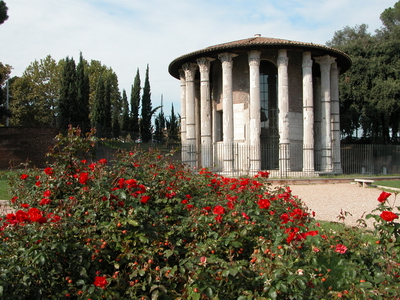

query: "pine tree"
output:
76 53 90 131
58 57 77 131
130 69 141 139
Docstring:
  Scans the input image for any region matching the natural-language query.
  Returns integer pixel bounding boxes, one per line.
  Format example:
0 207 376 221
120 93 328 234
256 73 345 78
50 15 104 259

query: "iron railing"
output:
97 142 400 178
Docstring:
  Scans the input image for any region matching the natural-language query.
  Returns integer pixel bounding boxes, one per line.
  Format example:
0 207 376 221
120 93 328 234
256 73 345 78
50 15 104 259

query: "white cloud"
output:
0 0 397 114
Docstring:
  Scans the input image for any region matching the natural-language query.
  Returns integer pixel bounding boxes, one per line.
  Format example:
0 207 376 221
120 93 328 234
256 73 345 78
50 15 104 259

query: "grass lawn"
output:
0 171 10 200
375 179 400 189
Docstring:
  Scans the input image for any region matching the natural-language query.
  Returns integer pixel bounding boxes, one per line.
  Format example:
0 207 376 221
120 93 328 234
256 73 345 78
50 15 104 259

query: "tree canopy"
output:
0 62 12 124
10 56 60 127
0 1 8 25
328 1 400 143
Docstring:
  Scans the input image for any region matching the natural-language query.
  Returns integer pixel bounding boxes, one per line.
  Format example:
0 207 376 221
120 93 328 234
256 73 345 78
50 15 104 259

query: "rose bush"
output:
0 127 398 299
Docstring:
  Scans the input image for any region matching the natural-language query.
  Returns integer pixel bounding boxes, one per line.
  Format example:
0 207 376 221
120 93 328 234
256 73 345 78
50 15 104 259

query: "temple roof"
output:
168 35 352 79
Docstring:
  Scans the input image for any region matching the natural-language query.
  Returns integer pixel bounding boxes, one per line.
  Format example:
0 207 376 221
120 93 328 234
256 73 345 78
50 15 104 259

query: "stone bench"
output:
354 178 374 188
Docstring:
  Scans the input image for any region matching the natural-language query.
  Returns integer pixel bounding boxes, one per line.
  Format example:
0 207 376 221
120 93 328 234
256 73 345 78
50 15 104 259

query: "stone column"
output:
179 69 187 164
219 52 237 172
182 63 198 168
248 50 261 174
330 62 342 174
302 51 314 173
197 57 213 168
313 77 322 169
277 49 290 175
315 55 336 173
179 69 187 144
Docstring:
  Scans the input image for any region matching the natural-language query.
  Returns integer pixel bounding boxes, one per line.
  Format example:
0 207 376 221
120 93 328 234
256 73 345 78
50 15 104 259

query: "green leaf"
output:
229 268 238 276
40 255 46 265
373 274 386 284
76 279 85 286
127 219 139 226
268 289 277 299
139 236 149 243
296 278 306 290
205 287 214 298
164 249 174 258
359 281 373 289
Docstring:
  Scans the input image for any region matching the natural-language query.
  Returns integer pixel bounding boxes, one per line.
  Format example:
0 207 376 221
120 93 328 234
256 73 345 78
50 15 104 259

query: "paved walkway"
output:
287 182 398 228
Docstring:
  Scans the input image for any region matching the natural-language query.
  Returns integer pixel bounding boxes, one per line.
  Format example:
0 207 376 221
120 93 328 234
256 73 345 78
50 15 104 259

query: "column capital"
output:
302 51 313 68
197 57 213 73
277 49 289 66
218 52 237 65
330 62 340 75
178 69 185 81
182 63 198 82
248 50 261 66
315 55 336 72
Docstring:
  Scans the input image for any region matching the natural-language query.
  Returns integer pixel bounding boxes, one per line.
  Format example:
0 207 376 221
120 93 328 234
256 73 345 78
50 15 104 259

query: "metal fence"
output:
96 143 400 178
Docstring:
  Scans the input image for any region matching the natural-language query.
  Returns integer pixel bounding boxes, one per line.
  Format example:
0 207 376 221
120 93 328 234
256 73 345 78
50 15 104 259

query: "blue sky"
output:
1 0 397 115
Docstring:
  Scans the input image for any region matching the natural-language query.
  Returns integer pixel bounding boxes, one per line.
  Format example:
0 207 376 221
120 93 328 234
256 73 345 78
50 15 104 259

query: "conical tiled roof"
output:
169 35 351 78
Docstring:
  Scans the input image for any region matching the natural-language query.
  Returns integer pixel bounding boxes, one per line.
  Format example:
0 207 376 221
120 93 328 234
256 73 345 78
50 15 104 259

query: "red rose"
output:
202 206 211 212
79 172 89 185
257 171 269 178
213 205 226 215
380 211 398 222
15 210 30 223
20 174 28 180
44 167 54 175
28 208 47 224
39 198 51 206
335 244 348 254
43 190 51 198
241 212 250 220
258 198 270 209
98 159 107 164
378 191 391 203
93 276 107 288
227 201 235 209
140 195 150 204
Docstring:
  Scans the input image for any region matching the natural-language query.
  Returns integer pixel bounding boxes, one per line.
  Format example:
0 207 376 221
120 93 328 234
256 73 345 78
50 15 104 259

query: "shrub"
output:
0 127 399 299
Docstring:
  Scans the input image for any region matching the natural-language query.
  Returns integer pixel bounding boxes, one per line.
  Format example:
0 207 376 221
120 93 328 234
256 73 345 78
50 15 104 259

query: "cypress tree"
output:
92 76 105 132
58 57 77 131
76 53 90 131
166 104 180 142
154 109 165 143
140 65 153 143
130 69 141 139
121 89 130 132
104 78 112 130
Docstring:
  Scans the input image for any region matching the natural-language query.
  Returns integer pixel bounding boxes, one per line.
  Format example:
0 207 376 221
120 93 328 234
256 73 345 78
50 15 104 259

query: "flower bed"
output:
0 127 399 299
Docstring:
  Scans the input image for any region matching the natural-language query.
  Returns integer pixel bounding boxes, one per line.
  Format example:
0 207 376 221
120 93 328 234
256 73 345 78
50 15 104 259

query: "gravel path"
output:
285 183 394 228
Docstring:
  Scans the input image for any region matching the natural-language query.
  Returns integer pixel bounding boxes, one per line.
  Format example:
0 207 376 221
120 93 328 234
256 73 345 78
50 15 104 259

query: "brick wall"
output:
0 127 59 169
